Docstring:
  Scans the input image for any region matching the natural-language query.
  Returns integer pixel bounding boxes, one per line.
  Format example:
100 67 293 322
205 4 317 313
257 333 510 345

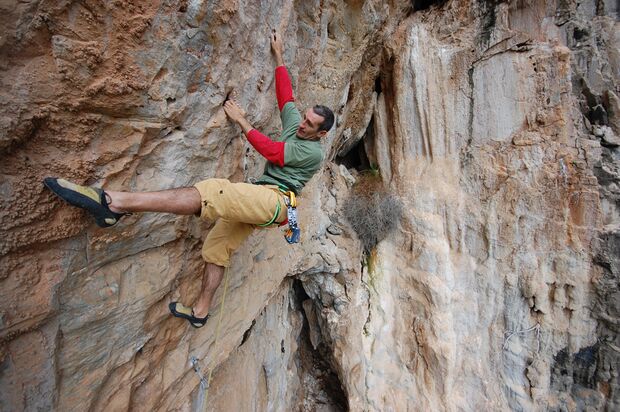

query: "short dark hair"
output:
313 105 335 132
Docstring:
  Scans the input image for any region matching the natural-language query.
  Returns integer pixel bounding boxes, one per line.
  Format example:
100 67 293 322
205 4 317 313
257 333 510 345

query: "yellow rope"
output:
202 265 230 409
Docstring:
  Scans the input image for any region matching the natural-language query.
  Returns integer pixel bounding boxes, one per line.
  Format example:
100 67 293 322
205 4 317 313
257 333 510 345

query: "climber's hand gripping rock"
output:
223 99 246 124
271 29 284 66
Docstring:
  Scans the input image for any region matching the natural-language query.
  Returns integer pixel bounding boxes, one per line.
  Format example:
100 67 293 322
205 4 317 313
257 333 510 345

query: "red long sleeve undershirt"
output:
244 66 295 167
275 65 294 110
246 129 285 167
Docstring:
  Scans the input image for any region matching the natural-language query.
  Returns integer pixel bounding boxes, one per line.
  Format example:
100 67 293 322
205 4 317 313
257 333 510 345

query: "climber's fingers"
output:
271 29 283 55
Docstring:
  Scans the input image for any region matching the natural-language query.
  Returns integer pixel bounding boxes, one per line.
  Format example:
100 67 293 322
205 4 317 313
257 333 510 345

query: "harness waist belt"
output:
255 171 299 196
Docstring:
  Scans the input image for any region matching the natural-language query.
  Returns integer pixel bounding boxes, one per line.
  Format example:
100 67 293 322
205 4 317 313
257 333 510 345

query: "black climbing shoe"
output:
43 177 126 228
169 302 210 328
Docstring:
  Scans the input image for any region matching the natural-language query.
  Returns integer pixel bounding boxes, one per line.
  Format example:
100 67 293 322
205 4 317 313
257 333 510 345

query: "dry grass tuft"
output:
343 172 403 255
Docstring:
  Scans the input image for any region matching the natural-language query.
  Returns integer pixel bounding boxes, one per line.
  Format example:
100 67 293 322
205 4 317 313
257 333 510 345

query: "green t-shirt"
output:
255 102 324 194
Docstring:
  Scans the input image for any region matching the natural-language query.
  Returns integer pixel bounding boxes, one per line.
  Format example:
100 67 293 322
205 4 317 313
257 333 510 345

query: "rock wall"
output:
0 0 618 411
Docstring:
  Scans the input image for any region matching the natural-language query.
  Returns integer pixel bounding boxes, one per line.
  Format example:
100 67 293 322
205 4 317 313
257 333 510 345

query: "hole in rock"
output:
335 135 371 171
573 27 589 42
579 79 609 126
374 76 382 94
347 83 355 103
590 105 608 125
335 115 375 173
327 20 336 40
412 0 448 11
240 320 255 347
550 344 601 392
572 344 599 389
335 61 396 176
293 279 347 411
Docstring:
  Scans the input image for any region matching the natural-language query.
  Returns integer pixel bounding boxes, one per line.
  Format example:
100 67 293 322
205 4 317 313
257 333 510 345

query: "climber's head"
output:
296 105 335 140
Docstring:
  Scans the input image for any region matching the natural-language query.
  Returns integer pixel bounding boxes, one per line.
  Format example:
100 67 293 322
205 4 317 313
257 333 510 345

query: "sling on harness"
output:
257 200 281 227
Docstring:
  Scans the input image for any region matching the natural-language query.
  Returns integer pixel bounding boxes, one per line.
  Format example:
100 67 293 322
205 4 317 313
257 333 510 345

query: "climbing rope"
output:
190 265 231 412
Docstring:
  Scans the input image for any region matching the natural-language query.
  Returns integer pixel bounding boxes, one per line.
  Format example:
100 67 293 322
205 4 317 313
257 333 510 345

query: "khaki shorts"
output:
194 179 288 267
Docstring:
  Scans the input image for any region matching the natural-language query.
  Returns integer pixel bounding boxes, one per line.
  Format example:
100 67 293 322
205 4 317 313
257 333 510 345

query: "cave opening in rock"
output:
293 279 348 411
578 78 611 126
335 129 373 172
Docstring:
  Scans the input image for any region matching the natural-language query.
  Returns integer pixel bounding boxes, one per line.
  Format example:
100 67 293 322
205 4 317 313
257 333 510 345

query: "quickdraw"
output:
283 191 300 244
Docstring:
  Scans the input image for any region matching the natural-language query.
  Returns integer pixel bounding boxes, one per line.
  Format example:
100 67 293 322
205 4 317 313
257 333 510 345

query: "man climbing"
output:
43 30 335 328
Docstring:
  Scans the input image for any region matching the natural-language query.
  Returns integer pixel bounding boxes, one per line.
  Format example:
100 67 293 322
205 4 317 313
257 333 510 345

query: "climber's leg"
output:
43 177 202 227
192 263 225 319
176 179 287 321
193 179 287 224
200 218 256 268
169 218 254 327
105 187 201 215
168 261 225 328
195 218 255 314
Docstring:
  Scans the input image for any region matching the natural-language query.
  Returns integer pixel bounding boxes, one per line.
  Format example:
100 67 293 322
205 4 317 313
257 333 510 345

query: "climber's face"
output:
297 108 328 140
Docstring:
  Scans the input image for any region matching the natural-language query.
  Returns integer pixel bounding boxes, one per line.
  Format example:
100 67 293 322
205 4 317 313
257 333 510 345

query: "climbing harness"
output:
256 188 301 244
190 265 231 411
283 191 300 244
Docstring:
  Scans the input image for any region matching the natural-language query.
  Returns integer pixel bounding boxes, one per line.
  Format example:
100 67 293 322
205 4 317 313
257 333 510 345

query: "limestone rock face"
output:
0 1 618 411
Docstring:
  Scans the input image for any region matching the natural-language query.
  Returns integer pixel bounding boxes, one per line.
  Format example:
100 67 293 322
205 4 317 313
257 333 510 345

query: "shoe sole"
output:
169 302 209 328
43 178 119 227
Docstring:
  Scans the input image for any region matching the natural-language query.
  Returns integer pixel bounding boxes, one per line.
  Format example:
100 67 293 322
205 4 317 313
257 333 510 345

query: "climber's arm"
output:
224 100 285 167
271 31 294 111
271 30 301 138
246 129 285 167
